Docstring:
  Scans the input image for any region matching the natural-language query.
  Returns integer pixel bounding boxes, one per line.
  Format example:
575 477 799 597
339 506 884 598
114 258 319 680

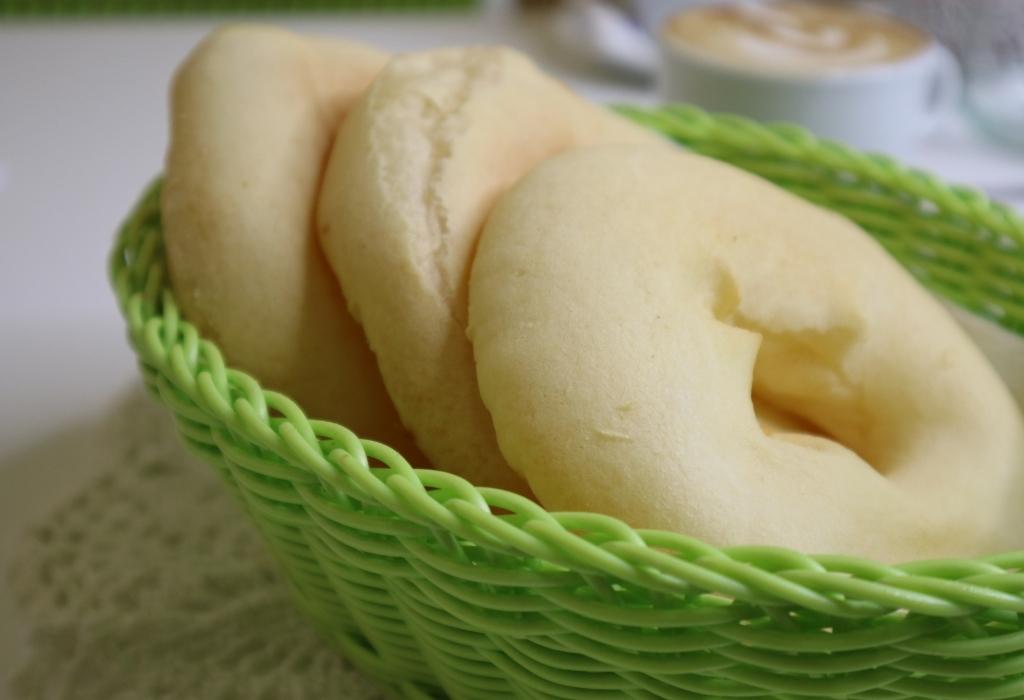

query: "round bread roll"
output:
317 47 658 493
469 145 1024 561
163 25 420 457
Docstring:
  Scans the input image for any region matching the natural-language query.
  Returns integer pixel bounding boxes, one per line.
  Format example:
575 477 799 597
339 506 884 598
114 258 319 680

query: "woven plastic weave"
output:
111 105 1024 700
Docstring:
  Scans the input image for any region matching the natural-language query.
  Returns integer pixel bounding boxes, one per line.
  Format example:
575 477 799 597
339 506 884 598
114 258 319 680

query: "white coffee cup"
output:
657 1 961 155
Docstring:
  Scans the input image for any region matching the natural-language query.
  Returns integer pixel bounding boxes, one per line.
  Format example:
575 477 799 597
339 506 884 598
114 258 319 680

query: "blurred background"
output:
0 0 1022 694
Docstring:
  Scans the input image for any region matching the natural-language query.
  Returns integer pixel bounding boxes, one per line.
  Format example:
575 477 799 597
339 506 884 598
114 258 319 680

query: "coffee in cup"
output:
658 1 960 154
663 1 929 75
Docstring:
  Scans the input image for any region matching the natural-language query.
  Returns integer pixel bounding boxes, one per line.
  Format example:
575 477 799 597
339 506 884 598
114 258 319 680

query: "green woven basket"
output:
111 104 1024 700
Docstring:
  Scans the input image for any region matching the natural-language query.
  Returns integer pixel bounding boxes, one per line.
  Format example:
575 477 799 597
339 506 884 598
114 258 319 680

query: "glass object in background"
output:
887 0 1024 151
630 0 710 33
963 21 1024 150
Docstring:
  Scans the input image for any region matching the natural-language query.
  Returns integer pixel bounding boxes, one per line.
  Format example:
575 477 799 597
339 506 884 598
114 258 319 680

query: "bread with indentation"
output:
468 145 1024 561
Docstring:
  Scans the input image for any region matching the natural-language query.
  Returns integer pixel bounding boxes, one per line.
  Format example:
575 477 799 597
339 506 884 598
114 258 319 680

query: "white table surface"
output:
1 5 1022 695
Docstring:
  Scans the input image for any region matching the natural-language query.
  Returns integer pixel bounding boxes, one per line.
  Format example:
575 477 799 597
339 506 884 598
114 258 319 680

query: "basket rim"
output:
111 103 1024 625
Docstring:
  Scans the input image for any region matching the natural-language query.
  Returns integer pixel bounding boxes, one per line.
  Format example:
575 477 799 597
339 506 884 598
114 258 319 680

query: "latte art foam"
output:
665 1 928 74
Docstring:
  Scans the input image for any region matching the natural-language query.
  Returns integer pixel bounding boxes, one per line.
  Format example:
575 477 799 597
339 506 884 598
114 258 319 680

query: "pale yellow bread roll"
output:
469 145 1024 561
163 25 420 458
317 47 658 493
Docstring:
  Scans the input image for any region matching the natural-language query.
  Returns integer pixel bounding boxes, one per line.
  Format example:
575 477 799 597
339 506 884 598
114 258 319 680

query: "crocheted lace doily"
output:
7 308 1024 700
7 389 387 700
